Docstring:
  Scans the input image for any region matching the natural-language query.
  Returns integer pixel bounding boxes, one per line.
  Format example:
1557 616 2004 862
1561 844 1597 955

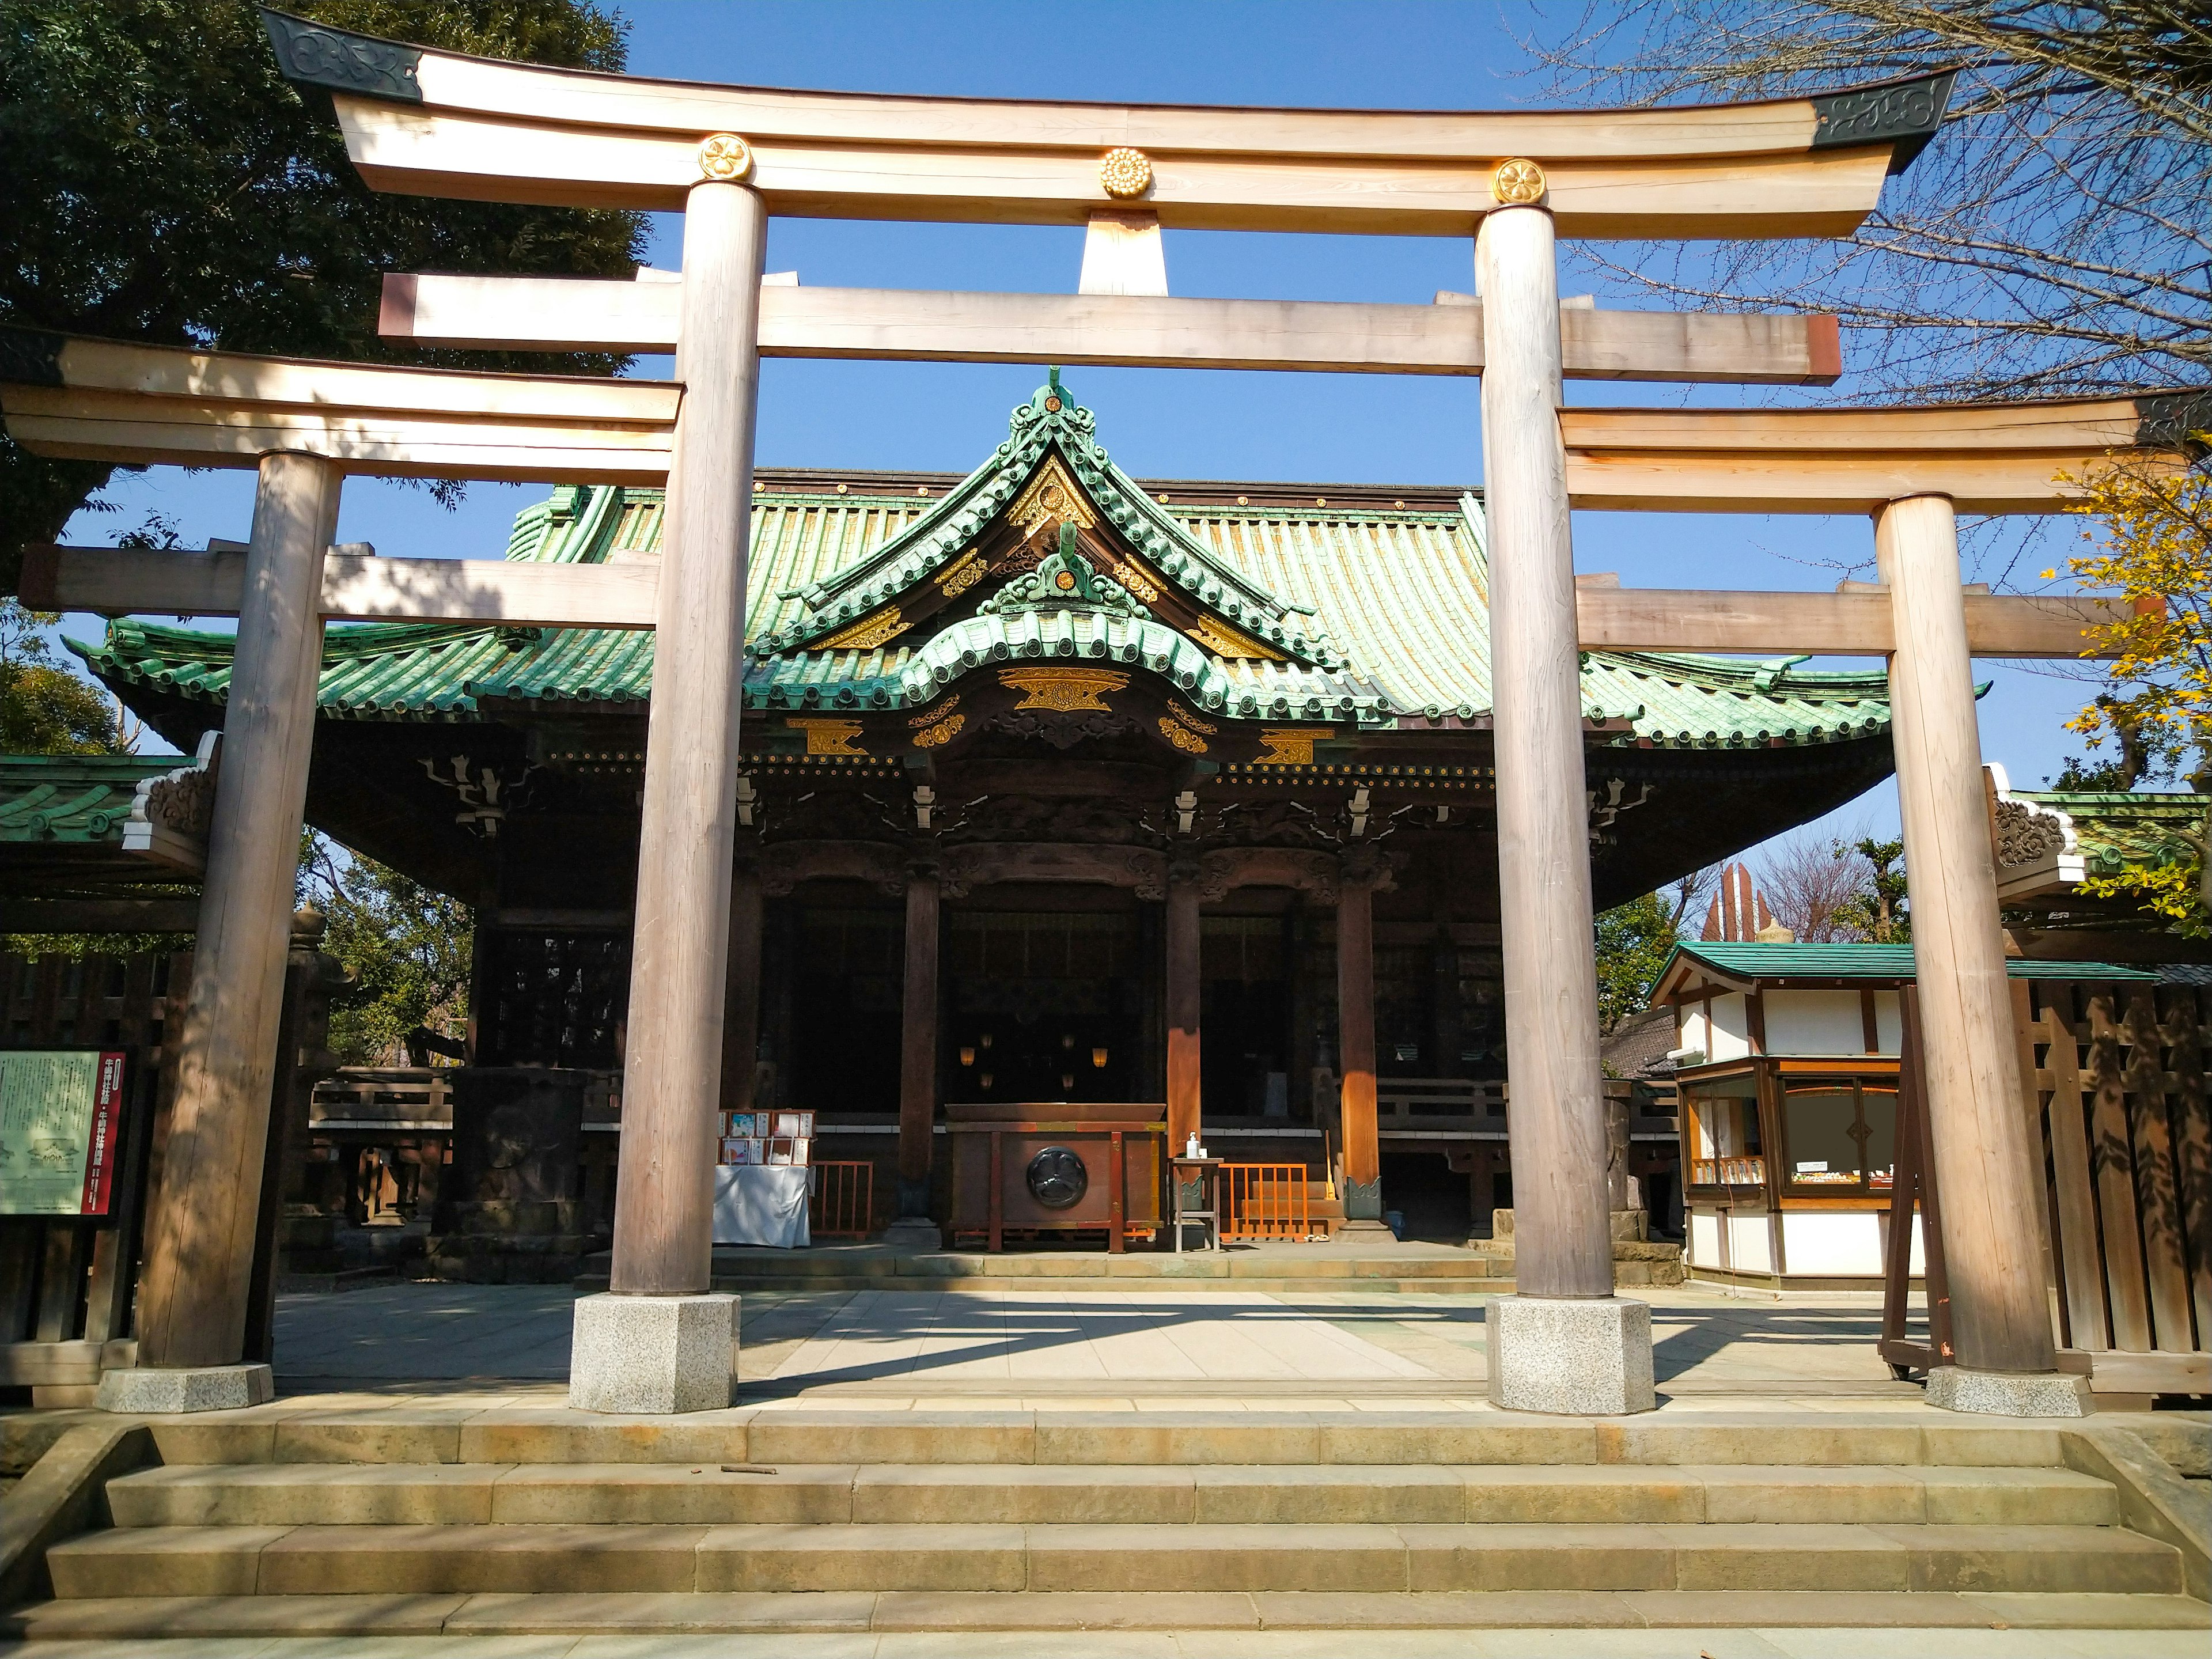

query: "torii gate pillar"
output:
1475 177 1654 1415
101 449 340 1412
1876 495 2088 1416
572 157 764 1413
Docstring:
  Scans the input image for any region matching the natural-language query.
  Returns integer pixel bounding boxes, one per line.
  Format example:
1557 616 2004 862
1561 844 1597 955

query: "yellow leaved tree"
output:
2061 441 2211 933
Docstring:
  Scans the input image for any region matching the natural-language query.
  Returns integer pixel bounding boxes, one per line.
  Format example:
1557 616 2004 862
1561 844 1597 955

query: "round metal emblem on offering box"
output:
1027 1145 1089 1209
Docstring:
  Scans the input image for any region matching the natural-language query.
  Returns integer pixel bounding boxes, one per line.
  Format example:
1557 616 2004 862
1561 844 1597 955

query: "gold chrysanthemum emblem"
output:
1099 147 1153 199
1491 157 1547 205
698 133 756 182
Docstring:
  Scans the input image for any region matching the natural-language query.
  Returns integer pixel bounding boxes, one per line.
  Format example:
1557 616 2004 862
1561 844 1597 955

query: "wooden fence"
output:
1883 976 2210 1396
0 948 190 1399
808 1161 875 1240
1221 1163 1317 1241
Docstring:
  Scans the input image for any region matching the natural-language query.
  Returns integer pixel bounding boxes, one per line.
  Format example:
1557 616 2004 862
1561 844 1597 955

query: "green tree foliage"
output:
0 0 647 586
1832 836 1911 943
301 833 471 1066
0 598 118 753
1594 891 1683 1033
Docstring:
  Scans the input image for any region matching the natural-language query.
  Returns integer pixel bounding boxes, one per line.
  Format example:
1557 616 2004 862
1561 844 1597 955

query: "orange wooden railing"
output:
1221 1163 1314 1240
809 1160 875 1240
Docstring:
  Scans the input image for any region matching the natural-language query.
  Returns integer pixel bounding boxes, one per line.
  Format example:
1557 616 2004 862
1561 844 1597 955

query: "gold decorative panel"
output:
785 718 866 756
821 605 904 651
1187 613 1285 661
998 666 1128 712
935 551 985 598
1007 455 1098 539
911 713 965 749
1255 728 1330 766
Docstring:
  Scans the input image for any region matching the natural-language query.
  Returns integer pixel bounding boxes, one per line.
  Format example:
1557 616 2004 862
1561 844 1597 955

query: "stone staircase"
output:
10 1407 2205 1641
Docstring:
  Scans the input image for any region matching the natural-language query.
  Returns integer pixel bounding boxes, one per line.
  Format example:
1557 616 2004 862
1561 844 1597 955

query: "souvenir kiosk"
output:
1655 942 2153 1290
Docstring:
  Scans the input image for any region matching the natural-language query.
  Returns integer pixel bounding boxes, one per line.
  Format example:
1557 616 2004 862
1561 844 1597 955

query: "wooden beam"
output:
382 274 1844 385
0 332 676 482
28 543 2137 657
24 545 659 629
0 899 200 934
1574 586 2139 658
266 14 1947 236
1562 397 2195 514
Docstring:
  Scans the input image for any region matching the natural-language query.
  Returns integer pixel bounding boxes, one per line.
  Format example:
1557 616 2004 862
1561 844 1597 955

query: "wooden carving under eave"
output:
1007 454 1099 540
820 605 904 650
1186 612 1285 661
999 666 1128 711
785 717 868 755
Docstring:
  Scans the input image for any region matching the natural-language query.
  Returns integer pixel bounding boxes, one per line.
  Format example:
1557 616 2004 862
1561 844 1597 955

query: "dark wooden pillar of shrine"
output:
719 862 763 1116
1336 859 1382 1222
1165 864 1202 1156
895 868 941 1226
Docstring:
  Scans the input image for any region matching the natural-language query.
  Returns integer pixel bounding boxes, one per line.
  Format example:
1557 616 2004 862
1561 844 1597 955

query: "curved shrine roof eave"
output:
72 376 1893 752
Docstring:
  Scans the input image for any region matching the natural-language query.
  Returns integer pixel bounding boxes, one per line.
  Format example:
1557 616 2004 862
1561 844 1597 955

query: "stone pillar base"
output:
1927 1365 2093 1418
1485 1294 1656 1416
569 1293 737 1414
96 1363 273 1415
879 1217 942 1251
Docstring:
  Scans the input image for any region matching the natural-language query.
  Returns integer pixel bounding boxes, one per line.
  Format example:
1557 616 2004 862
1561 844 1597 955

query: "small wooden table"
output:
1171 1156 1222 1252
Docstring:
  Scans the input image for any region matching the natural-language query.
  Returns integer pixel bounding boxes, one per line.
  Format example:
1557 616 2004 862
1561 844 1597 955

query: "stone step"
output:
104 1462 2123 1530
44 1520 2183 1598
10 1589 2210 1640
127 1408 2085 1471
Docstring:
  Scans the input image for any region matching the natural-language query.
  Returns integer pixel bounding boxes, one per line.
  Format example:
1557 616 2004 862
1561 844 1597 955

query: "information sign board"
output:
0 1051 126 1216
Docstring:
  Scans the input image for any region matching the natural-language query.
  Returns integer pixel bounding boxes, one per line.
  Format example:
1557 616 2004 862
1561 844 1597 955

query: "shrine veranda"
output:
0 9 2203 1425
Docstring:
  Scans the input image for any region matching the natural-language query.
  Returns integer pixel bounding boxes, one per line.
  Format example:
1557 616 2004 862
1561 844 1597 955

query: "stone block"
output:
1459 1465 1702 1524
1664 1522 1909 1591
695 1522 1026 1592
1926 1365 2093 1419
1025 1522 1408 1593
855 1464 1194 1525
568 1293 737 1415
1484 1296 1655 1417
1399 1523 1673 1591
46 1526 289 1599
1878 1522 2185 1595
748 1411 1033 1466
1692 1466 1923 1525
253 1522 707 1595
95 1363 272 1415
1192 1465 1463 1524
107 1463 497 1527
1914 1465 2118 1527
488 1463 857 1525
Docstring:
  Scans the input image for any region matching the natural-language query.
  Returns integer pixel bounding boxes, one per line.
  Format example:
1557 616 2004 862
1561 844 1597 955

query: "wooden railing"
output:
809 1160 874 1240
1221 1163 1315 1241
1376 1077 1501 1121
309 1068 455 1128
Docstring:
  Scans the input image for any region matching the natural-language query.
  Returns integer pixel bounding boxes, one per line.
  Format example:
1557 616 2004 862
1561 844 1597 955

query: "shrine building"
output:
74 374 1897 1243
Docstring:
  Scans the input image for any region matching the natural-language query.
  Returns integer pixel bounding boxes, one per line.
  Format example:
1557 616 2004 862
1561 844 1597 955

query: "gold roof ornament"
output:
1491 157 1547 206
1099 147 1153 200
697 132 755 182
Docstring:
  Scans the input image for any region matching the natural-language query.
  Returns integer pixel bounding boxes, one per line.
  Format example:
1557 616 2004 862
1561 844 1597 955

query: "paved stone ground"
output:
271 1278 1916 1402
1 1624 2205 1656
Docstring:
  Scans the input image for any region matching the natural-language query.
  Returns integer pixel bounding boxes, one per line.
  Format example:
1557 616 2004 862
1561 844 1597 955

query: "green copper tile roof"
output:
0 754 184 844
1662 941 2157 984
2020 789 2210 880
73 379 1894 747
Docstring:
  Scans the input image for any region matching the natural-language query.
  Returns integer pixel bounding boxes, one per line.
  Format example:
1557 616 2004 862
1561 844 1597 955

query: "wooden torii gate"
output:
5 9 2183 1415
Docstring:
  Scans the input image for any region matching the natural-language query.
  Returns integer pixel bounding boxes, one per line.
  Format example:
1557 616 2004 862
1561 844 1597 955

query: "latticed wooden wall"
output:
2022 979 2211 1365
0 948 191 1385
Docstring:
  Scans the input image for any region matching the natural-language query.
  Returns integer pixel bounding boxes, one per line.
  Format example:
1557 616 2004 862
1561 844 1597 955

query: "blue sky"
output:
65 0 2109 873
